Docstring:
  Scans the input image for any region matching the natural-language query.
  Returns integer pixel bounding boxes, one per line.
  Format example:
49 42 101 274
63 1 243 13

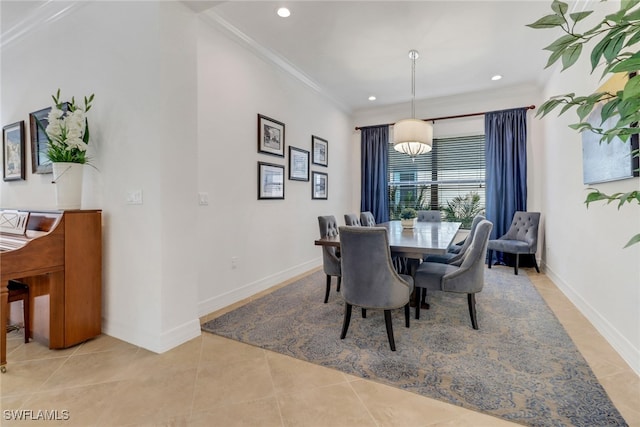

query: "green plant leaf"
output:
623 233 640 248
622 74 640 100
569 11 593 23
544 34 580 51
610 55 640 73
545 47 566 68
604 33 626 62
551 0 569 15
527 14 566 29
562 43 583 69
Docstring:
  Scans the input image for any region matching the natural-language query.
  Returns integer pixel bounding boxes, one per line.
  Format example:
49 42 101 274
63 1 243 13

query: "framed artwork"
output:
29 106 62 174
258 161 285 199
581 74 639 184
258 114 285 157
288 146 309 181
3 121 26 181
312 171 328 200
312 135 328 167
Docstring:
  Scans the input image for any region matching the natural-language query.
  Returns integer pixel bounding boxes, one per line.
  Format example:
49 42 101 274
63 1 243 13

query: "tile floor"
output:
1 267 638 426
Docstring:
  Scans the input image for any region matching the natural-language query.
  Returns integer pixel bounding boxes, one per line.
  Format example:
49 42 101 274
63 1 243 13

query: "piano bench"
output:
7 280 29 344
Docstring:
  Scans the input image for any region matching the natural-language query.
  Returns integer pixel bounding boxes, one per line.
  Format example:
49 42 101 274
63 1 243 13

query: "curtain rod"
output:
354 104 536 131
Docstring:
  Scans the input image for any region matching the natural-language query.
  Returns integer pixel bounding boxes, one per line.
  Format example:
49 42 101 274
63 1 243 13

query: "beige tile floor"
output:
1 267 638 426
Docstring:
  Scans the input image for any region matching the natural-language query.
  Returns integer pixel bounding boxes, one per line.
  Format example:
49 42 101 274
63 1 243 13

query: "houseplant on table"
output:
38 89 95 210
400 207 417 229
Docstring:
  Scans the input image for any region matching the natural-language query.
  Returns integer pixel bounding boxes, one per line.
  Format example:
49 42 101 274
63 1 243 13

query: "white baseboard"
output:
543 261 640 376
102 317 202 354
198 258 321 318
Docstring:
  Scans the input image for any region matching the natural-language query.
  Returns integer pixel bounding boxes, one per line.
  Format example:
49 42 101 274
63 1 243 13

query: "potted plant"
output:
400 208 417 229
37 89 95 210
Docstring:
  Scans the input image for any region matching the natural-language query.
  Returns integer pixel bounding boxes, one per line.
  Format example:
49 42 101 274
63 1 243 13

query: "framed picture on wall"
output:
258 161 285 199
257 114 285 157
29 105 68 174
288 146 309 181
312 171 328 199
312 135 328 167
3 121 26 181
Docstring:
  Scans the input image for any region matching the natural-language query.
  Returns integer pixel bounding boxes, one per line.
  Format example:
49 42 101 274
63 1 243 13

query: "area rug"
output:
202 268 627 426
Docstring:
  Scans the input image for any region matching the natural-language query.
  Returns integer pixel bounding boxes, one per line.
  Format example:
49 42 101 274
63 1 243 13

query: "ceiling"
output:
192 1 573 112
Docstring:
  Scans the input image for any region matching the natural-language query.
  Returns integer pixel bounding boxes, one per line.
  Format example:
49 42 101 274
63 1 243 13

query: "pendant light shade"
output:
393 49 432 158
393 118 433 156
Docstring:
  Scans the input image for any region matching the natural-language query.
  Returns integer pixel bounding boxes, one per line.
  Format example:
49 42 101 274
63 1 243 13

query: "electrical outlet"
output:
198 192 209 206
126 189 143 205
231 257 239 269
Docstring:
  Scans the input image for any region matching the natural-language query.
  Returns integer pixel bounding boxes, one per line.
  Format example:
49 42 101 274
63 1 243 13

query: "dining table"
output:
314 220 462 260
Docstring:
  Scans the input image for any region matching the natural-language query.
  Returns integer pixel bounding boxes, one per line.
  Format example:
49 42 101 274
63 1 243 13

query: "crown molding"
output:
199 10 351 114
1 1 87 50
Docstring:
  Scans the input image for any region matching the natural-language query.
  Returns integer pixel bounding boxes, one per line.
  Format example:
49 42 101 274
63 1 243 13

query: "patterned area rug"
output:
202 268 627 426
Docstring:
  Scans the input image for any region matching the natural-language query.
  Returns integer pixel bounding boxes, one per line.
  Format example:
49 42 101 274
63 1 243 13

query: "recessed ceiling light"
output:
491 74 503 81
277 7 291 18
368 96 376 101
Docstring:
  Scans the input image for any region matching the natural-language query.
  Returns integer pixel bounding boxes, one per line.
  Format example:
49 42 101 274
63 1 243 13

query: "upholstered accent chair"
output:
417 210 441 222
413 220 493 329
318 216 341 303
487 211 540 275
344 214 362 226
424 215 485 264
338 226 414 351
360 211 376 227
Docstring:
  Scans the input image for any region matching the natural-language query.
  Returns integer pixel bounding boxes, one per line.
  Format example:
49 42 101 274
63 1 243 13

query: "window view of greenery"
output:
388 135 486 228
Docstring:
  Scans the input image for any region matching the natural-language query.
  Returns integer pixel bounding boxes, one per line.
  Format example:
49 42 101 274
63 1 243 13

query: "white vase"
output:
52 162 84 210
401 218 417 229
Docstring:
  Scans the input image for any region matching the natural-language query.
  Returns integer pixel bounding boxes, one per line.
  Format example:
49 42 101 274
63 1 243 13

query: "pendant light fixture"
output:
393 49 433 159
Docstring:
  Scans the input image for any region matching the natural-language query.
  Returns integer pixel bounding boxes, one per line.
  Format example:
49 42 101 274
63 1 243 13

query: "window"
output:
388 135 486 228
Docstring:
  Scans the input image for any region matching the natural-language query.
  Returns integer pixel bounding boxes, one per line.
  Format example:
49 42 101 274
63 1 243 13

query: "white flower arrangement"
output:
38 89 95 164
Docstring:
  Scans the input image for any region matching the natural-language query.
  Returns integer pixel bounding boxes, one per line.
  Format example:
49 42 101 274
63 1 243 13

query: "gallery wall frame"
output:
581 73 640 184
29 104 69 174
288 146 309 181
258 161 285 200
311 135 328 167
312 171 328 200
258 114 285 157
3 121 26 181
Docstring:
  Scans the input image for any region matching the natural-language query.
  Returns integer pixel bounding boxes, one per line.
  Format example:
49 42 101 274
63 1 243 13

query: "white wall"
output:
196 16 353 315
538 2 639 374
1 1 201 352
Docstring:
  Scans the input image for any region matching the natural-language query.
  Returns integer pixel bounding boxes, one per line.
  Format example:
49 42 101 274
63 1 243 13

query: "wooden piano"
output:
0 209 102 372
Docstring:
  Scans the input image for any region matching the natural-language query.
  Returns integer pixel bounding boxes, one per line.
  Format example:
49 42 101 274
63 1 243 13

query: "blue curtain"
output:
360 125 389 223
485 108 528 263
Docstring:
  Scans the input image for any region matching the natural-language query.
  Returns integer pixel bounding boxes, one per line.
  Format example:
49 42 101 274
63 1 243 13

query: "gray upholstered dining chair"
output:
344 214 362 226
338 226 413 351
318 216 341 303
413 219 492 329
417 210 441 222
487 211 540 275
360 211 376 227
424 215 485 264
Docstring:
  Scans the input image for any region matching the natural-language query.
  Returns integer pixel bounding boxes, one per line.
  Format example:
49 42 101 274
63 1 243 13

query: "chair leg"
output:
361 308 367 318
383 310 396 351
337 276 341 292
404 303 410 328
415 287 422 320
468 293 478 330
487 249 493 268
324 275 331 303
23 292 29 343
514 253 519 275
531 254 540 273
340 303 352 339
